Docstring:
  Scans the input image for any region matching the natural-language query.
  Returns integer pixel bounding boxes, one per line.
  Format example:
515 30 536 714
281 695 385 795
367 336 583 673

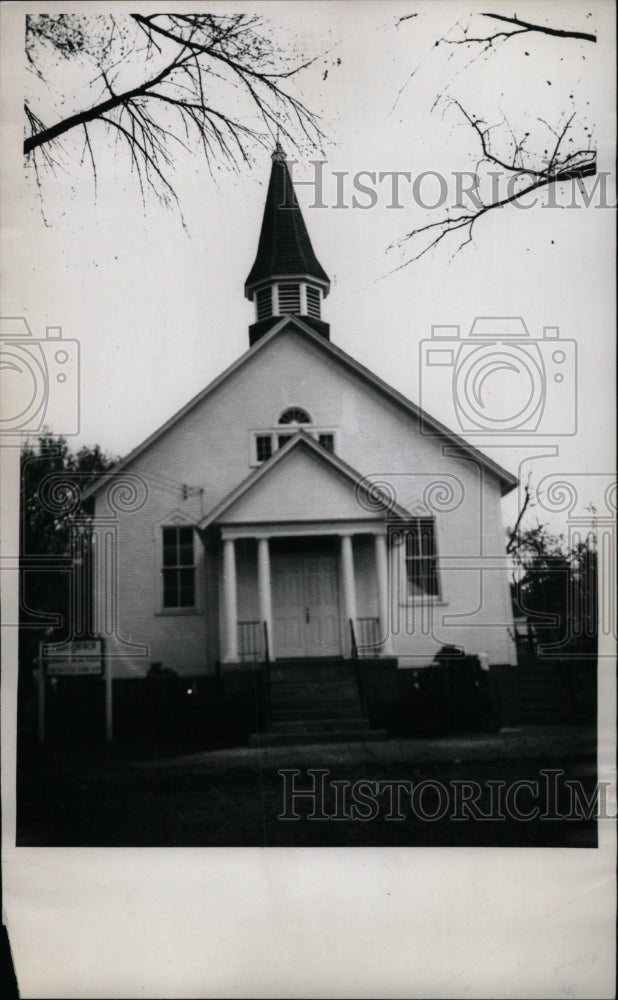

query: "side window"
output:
162 526 195 608
405 519 440 597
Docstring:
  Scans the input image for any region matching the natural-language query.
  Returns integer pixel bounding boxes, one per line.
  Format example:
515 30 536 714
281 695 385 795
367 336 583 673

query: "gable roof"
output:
199 430 412 529
244 147 330 296
84 315 517 501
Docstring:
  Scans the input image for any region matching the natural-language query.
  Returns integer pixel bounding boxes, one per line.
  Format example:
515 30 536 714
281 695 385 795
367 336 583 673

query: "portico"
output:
219 523 394 663
198 430 408 666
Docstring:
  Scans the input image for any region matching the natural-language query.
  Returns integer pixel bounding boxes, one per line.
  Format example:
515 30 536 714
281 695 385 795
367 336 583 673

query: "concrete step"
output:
249 729 389 747
270 703 363 720
269 717 367 733
270 689 360 703
269 679 359 696
269 663 356 683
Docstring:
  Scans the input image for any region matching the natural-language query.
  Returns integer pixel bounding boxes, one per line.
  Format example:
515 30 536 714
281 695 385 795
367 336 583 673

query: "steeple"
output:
245 144 330 345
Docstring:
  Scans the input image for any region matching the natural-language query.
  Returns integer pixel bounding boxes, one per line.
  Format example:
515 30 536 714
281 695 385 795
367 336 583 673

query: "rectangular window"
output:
318 432 334 452
162 526 195 608
256 434 273 462
278 283 300 313
306 285 321 318
256 287 272 321
404 519 439 597
277 433 293 449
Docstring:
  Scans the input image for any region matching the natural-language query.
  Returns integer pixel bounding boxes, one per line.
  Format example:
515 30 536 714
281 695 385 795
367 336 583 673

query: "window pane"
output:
178 527 193 546
179 569 195 606
278 434 293 449
318 433 334 452
178 545 193 566
162 528 178 566
163 569 179 607
256 435 272 462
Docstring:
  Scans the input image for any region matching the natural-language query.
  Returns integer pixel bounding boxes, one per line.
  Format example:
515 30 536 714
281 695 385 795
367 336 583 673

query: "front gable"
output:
201 434 410 527
86 317 517 515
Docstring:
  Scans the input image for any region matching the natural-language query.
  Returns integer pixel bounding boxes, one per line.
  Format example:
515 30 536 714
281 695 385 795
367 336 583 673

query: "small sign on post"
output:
39 639 109 742
45 639 103 676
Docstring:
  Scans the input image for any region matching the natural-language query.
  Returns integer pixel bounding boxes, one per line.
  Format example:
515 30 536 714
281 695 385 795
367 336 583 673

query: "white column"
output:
340 534 357 654
257 537 274 660
374 532 394 655
223 538 238 662
299 282 308 316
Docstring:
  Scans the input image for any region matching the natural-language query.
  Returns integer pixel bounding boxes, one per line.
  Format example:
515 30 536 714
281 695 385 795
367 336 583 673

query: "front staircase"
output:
250 657 388 747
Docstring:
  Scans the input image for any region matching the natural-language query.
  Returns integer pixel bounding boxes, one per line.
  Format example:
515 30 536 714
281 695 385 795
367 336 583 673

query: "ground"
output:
16 725 598 847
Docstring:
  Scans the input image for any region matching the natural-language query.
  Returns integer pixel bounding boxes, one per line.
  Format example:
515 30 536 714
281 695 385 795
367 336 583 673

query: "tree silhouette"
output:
393 10 597 267
19 434 116 724
24 12 324 216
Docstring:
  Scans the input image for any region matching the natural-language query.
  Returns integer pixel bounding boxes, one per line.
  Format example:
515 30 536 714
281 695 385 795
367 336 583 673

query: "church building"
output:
86 145 518 742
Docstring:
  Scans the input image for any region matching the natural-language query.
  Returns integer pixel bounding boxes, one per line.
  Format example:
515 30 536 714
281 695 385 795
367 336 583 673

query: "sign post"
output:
44 639 107 738
37 643 45 743
105 648 113 742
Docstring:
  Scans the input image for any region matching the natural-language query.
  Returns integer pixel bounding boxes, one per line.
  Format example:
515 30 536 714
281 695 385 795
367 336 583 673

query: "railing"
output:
349 617 358 659
238 620 262 662
356 616 380 656
238 620 271 726
263 620 271 728
349 618 369 723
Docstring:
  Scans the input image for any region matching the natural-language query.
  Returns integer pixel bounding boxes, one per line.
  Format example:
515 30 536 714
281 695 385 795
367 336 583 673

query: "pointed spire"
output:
245 146 330 345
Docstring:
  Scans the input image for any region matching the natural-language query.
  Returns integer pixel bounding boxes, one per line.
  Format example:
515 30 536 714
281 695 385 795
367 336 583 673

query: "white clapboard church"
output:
87 145 518 742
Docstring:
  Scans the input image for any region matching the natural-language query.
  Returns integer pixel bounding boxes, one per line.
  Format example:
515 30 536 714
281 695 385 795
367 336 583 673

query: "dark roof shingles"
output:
245 158 329 292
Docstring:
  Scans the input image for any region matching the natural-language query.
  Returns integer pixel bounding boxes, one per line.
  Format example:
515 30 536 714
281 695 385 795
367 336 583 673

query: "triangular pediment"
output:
200 433 410 528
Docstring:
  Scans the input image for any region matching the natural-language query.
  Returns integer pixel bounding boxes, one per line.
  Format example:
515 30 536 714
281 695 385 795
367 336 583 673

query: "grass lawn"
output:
16 727 598 847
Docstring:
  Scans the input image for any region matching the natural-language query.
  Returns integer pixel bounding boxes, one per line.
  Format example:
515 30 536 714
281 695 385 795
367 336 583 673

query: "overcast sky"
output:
3 0 615 533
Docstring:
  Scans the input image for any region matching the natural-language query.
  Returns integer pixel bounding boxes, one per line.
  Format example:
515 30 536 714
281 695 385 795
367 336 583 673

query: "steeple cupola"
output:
245 144 330 345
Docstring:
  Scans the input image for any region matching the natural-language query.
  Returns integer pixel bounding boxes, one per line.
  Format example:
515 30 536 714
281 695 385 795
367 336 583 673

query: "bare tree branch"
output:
389 100 596 269
507 474 534 555
391 10 597 268
442 11 596 50
479 12 596 44
24 12 325 213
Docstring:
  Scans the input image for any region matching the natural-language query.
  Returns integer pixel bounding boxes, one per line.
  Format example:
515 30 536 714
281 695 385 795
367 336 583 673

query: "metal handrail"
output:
349 618 369 723
262 620 271 728
356 616 379 655
349 617 358 659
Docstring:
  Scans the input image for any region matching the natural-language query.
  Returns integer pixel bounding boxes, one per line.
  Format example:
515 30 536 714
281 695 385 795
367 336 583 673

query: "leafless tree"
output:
392 10 597 268
24 12 325 217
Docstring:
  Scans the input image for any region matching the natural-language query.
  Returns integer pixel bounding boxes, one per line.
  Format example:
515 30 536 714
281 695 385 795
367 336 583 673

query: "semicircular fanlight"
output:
278 407 311 425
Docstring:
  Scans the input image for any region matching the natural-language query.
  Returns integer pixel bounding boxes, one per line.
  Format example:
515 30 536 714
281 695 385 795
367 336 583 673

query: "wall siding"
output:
94 326 516 676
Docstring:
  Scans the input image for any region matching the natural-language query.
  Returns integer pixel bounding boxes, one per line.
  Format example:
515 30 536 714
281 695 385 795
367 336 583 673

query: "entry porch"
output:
217 523 395 665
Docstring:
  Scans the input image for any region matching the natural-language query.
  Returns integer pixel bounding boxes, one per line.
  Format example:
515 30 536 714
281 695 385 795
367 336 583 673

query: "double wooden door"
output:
272 551 341 658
